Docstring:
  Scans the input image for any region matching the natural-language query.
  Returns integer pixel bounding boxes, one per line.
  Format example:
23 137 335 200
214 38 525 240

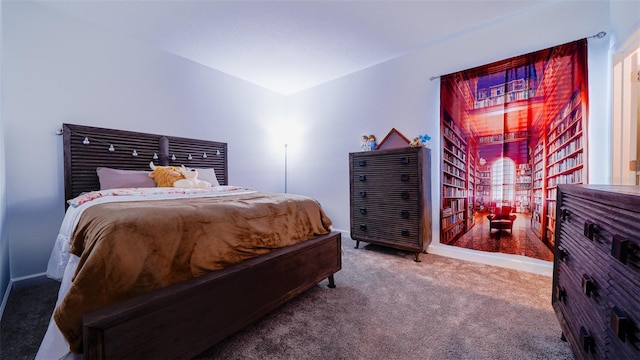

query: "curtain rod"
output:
428 31 606 81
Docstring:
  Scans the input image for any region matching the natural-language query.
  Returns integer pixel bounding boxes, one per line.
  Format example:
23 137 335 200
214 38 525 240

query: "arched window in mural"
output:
491 158 515 203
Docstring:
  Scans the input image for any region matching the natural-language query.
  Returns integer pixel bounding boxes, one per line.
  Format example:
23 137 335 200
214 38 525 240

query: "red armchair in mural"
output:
487 206 517 233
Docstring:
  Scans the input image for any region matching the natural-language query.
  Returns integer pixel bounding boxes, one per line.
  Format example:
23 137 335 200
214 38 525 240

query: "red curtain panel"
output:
439 39 588 261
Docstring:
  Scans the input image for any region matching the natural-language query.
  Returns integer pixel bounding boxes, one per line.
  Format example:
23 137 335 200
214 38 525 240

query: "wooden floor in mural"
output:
449 212 553 262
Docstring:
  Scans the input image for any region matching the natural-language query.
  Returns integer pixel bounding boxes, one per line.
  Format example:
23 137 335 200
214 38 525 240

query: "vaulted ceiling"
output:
36 0 549 95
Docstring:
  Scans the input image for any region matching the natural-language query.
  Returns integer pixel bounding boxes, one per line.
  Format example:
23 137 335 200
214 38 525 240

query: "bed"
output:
37 123 341 359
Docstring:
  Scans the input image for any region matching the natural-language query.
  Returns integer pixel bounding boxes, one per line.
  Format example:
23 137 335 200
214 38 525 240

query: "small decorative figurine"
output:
360 134 377 151
367 135 377 151
418 133 431 148
361 135 370 151
410 133 431 148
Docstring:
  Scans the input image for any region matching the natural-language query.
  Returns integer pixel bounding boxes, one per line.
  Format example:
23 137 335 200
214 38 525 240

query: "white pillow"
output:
195 168 220 187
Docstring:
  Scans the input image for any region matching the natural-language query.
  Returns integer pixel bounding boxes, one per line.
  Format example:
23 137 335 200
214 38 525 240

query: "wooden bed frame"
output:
61 124 341 359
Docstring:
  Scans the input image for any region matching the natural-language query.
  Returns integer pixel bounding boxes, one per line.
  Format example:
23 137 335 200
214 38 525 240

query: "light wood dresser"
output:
349 146 432 261
553 185 640 359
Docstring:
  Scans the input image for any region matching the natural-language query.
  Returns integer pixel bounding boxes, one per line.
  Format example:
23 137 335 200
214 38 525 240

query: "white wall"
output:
0 0 11 312
2 1 286 279
610 0 640 52
588 35 615 185
288 0 612 274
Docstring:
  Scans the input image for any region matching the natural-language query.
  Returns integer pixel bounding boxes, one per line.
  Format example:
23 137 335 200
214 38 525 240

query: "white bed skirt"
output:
36 255 81 360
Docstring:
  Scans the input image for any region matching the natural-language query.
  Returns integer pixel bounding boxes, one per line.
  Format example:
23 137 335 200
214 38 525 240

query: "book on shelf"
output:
478 131 529 144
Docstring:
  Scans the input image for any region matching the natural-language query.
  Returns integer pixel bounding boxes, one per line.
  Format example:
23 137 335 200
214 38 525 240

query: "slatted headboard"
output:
63 123 228 205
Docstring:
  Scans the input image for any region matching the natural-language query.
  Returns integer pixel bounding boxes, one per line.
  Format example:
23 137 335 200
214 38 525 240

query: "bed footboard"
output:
82 231 341 360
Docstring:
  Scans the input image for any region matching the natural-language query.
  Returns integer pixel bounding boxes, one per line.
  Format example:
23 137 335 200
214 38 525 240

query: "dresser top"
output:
559 184 640 208
349 146 428 157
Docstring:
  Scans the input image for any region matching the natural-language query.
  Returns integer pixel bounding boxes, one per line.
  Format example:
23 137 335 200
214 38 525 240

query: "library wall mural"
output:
439 39 588 261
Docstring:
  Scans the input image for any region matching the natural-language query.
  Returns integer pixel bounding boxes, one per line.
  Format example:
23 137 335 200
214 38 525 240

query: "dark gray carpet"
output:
1 280 59 360
1 237 573 359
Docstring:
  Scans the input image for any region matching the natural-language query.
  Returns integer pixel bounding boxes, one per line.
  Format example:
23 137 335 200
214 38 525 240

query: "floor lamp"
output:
284 143 288 193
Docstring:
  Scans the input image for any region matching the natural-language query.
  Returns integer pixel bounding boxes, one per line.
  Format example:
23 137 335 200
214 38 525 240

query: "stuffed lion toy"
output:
149 161 185 187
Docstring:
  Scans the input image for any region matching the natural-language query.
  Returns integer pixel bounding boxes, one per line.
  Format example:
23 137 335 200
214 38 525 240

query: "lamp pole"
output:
284 143 288 193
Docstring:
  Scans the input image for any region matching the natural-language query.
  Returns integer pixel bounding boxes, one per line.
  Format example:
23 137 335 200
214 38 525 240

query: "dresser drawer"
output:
351 179 420 198
559 194 640 266
554 255 609 358
351 187 420 208
553 294 607 359
351 168 419 190
351 201 420 220
603 282 640 358
351 152 419 172
350 216 421 249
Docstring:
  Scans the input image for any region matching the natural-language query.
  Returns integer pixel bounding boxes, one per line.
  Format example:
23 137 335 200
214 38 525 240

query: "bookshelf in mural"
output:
475 78 537 109
540 89 586 247
441 112 470 244
466 150 476 231
475 165 490 210
477 131 529 145
531 137 545 237
515 163 532 213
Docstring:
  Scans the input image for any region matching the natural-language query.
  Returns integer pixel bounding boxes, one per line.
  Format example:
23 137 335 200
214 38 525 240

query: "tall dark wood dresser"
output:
349 146 432 261
553 185 640 359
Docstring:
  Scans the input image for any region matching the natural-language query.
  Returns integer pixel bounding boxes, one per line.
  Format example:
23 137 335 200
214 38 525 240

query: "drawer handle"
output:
556 286 567 303
580 326 594 353
610 306 628 341
401 210 410 219
401 191 409 199
611 235 629 264
561 209 570 221
359 175 366 181
582 274 595 298
358 159 366 166
400 156 409 164
359 191 367 198
359 224 367 231
559 248 569 262
359 208 367 215
401 174 409 181
583 221 598 240
401 229 410 236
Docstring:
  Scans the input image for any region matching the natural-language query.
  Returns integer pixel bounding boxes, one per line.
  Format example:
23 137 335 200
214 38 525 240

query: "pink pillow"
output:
96 167 156 190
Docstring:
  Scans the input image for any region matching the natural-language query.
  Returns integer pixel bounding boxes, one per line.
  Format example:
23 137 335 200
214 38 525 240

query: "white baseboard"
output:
335 228 553 277
427 242 553 277
0 279 13 322
11 272 51 288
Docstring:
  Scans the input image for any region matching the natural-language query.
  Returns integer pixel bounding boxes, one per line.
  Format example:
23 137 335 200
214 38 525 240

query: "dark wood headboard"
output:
63 123 228 205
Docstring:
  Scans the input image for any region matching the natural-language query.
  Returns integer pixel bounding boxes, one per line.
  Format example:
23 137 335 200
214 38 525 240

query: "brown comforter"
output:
54 192 332 353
